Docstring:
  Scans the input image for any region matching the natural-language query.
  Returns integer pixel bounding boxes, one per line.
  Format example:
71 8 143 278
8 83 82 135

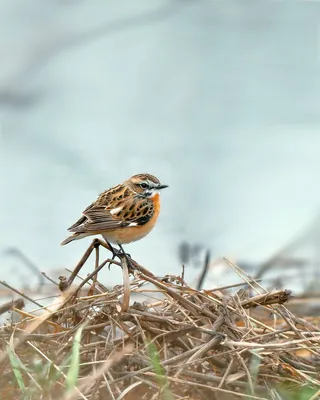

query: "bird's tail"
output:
60 233 87 246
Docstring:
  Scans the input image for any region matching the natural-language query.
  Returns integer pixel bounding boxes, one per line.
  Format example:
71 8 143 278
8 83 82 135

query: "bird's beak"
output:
158 184 168 190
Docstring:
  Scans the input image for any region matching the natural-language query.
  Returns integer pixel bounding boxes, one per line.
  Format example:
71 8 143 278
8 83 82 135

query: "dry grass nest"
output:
0 239 320 400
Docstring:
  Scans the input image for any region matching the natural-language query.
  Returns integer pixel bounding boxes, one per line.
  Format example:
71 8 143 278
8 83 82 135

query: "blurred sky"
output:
1 0 320 288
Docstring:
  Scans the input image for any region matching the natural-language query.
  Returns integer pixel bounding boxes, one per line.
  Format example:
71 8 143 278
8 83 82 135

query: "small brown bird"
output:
61 173 168 247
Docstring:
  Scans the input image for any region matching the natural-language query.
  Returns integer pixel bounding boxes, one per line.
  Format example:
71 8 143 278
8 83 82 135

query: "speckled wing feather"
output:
67 184 155 234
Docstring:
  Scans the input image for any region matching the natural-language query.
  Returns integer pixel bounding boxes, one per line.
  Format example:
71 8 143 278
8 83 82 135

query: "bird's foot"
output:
118 244 134 273
105 241 133 272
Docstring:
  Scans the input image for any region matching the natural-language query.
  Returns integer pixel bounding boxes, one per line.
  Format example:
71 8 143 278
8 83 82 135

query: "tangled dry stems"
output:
0 241 320 400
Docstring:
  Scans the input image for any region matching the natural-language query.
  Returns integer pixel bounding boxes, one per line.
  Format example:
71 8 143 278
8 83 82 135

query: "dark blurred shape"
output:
0 298 24 315
178 241 204 267
0 90 42 108
196 250 210 290
178 241 190 264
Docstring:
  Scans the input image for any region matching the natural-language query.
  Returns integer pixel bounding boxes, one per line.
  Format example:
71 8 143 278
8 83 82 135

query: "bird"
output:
61 174 168 251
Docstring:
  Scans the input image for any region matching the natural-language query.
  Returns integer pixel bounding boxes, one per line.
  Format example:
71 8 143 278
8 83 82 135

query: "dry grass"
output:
0 240 320 400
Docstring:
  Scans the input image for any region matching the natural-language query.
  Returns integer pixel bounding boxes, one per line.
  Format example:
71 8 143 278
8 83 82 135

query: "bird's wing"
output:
67 202 95 230
67 197 154 234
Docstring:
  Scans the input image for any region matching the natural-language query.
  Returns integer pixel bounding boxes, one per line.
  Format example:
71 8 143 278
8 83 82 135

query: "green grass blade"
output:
147 342 173 400
147 342 164 383
65 323 87 392
7 345 26 394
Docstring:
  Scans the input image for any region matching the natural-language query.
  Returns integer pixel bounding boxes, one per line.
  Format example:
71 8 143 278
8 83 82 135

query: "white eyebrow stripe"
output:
110 206 123 215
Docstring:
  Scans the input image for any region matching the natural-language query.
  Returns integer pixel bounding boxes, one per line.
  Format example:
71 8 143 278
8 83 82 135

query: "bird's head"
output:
126 173 168 198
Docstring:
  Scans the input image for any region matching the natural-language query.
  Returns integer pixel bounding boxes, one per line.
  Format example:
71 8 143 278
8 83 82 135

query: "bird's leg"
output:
118 244 131 259
118 244 134 272
105 240 118 257
104 240 124 270
102 239 133 272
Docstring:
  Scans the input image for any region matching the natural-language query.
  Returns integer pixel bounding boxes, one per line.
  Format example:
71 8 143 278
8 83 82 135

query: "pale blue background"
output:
1 0 320 291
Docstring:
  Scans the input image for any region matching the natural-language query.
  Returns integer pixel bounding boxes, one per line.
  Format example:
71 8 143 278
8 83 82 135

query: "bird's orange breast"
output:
102 193 161 244
150 192 161 218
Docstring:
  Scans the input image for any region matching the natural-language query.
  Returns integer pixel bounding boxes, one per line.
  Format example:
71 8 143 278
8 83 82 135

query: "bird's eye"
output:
140 182 148 189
